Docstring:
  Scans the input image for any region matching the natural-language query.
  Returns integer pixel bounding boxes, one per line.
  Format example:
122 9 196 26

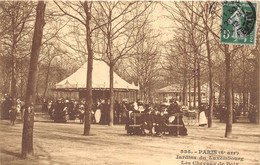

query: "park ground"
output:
0 114 259 165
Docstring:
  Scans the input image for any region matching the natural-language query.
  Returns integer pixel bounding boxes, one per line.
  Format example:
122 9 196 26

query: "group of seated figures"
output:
125 99 188 136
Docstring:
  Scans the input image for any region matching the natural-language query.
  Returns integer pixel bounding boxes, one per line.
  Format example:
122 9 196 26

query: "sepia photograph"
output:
0 1 259 165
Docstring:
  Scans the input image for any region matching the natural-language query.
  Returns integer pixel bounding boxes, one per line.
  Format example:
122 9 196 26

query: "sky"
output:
44 1 177 63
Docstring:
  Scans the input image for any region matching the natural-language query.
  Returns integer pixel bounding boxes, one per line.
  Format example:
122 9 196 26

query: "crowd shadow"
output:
34 144 55 163
1 149 21 158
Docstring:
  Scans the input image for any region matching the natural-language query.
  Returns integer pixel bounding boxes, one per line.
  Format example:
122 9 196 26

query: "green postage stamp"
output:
220 1 258 45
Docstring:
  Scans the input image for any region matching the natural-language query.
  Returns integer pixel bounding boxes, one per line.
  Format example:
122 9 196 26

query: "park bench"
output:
165 113 184 136
126 112 144 135
128 113 143 128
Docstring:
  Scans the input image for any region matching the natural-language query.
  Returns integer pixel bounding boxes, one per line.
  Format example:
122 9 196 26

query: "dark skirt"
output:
168 116 188 136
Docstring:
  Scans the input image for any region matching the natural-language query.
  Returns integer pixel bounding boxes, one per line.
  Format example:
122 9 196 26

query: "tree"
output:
92 2 152 126
54 1 114 134
250 33 259 122
197 8 243 138
22 1 46 158
128 24 161 103
54 1 94 135
182 2 216 127
0 1 34 98
83 1 93 135
162 1 252 137
38 42 65 99
161 2 206 108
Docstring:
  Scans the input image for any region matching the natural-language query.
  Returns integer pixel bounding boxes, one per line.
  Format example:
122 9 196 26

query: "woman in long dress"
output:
168 100 188 136
199 105 208 126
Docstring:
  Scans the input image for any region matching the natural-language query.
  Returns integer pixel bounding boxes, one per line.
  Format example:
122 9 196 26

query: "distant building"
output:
157 82 246 107
158 84 206 107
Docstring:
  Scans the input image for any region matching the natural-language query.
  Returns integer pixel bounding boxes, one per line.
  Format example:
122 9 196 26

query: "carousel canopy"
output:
55 60 138 91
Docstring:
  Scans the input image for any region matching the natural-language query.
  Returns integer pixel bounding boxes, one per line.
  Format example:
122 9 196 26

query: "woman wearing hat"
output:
167 101 188 136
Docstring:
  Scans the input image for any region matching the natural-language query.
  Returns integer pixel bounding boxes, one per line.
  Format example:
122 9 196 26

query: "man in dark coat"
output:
42 98 48 113
114 100 120 124
54 99 66 123
1 96 13 120
100 99 109 125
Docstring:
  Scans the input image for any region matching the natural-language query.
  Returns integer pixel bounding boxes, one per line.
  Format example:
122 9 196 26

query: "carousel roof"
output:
55 60 138 91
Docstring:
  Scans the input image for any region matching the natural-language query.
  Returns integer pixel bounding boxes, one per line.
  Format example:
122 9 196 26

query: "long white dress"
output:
95 109 101 123
199 111 207 126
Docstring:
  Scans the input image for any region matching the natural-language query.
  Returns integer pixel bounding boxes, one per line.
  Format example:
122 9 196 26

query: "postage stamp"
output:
220 1 258 45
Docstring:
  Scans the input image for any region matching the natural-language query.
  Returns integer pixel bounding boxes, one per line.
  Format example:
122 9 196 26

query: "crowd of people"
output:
1 93 258 126
44 97 189 136
44 98 146 124
213 103 258 123
1 94 24 121
125 99 188 136
44 98 107 123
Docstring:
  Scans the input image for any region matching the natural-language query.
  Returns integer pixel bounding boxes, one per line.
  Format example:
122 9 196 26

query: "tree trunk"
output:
242 54 246 111
219 82 222 104
83 1 93 135
22 1 45 158
11 56 17 97
43 61 51 99
188 78 191 109
251 41 259 123
232 81 234 107
11 16 17 98
20 74 23 98
193 58 196 108
148 83 151 103
197 60 201 108
208 69 214 128
109 63 114 126
206 31 213 128
36 75 40 103
107 10 114 126
224 45 233 138
183 71 187 106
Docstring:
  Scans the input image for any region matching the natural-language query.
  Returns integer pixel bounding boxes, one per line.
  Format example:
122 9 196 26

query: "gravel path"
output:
0 117 259 165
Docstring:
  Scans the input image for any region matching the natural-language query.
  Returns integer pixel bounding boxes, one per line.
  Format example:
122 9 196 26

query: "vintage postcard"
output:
0 1 259 165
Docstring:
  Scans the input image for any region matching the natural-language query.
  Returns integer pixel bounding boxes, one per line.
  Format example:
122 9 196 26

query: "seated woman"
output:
167 100 188 136
142 107 154 135
153 109 167 136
